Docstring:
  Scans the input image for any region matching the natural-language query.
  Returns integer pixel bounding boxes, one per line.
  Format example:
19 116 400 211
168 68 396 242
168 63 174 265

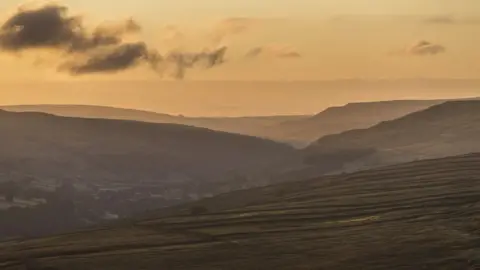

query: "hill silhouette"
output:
0 110 303 239
0 109 297 183
305 100 480 172
1 153 478 269
0 105 307 144
268 99 446 145
1 99 450 147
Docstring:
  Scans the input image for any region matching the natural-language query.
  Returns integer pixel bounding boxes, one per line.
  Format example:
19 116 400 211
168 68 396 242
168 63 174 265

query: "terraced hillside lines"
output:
1 153 479 269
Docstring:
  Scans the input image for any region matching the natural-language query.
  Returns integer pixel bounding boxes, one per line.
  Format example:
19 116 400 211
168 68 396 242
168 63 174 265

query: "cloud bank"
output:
0 4 227 79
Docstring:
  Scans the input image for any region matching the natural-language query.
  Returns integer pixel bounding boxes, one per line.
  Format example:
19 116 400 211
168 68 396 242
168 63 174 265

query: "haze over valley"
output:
0 1 480 269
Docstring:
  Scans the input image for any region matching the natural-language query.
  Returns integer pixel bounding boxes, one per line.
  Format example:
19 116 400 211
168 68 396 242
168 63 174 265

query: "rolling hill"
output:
0 109 297 183
1 99 447 147
267 99 445 146
0 105 308 144
1 153 479 269
304 100 480 172
0 109 303 239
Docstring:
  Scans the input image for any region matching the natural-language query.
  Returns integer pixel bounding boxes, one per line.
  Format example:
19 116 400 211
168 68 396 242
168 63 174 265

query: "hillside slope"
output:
0 110 301 239
1 153 479 269
0 105 307 143
0 109 297 182
1 99 445 147
268 99 444 145
305 100 480 172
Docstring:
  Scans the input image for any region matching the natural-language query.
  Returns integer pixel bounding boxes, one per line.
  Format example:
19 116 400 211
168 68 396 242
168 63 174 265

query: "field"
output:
1 153 479 269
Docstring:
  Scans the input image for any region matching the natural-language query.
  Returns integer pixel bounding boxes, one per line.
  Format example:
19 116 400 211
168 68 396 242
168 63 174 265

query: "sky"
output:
1 0 480 115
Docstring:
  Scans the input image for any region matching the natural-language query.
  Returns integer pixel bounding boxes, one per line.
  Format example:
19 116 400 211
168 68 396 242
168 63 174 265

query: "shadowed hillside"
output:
1 153 479 269
0 109 297 181
0 110 300 239
305 100 480 172
0 105 307 144
1 99 447 147
268 99 445 145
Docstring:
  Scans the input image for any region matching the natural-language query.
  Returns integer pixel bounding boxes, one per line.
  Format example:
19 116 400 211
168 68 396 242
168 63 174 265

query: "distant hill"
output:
0 109 298 183
1 153 479 269
3 98 477 149
266 99 447 146
305 100 480 172
0 100 446 147
0 105 307 144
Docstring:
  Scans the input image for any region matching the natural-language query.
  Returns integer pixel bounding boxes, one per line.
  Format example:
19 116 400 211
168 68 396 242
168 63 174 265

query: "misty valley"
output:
1 1 480 269
0 99 462 240
0 98 480 270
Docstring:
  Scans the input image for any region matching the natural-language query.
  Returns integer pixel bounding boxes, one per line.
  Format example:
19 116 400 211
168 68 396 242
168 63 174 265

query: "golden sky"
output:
1 0 480 81
1 1 480 115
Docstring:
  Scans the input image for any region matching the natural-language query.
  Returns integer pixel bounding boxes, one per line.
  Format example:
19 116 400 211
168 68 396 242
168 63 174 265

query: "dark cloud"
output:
0 4 136 53
166 46 227 79
61 44 226 78
0 4 228 79
246 45 301 58
60 42 160 74
408 40 446 56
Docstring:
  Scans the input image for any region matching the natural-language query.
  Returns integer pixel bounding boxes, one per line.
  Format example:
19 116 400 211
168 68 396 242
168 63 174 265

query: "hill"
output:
0 100 446 147
304 100 480 172
0 110 300 239
0 109 297 180
0 105 307 144
1 153 479 269
267 99 445 146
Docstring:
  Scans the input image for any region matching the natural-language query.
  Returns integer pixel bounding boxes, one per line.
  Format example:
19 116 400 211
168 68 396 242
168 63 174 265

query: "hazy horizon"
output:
1 1 480 116
2 79 480 117
2 2 480 267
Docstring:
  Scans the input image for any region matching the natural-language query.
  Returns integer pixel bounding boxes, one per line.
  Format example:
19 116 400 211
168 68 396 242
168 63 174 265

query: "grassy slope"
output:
0 110 297 184
305 100 480 170
266 99 443 145
1 153 479 269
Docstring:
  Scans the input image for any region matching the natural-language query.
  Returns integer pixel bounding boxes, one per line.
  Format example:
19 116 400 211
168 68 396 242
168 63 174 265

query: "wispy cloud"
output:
246 44 301 59
423 15 480 25
407 41 446 56
210 17 257 46
390 40 446 56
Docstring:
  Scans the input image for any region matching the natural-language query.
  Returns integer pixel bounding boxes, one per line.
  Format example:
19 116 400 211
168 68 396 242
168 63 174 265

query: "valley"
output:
1 153 479 269
0 110 300 240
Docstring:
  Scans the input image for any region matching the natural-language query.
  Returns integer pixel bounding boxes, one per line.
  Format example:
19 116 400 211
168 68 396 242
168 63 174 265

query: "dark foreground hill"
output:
0 110 300 239
1 153 479 270
305 100 480 172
